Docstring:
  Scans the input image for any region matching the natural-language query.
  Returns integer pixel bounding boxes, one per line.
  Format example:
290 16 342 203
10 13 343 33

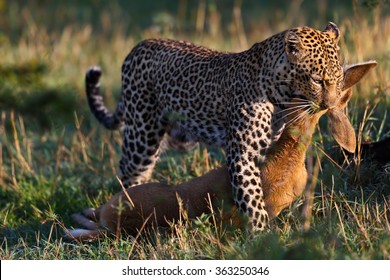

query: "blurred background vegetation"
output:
0 0 389 259
0 0 388 128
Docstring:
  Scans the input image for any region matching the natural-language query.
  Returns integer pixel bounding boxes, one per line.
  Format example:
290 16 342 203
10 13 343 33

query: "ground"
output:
0 0 389 259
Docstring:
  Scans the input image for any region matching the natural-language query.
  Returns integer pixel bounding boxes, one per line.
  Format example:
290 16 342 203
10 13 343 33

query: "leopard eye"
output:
311 77 323 86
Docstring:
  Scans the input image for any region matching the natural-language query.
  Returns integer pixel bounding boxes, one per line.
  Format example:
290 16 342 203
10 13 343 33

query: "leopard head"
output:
285 22 344 111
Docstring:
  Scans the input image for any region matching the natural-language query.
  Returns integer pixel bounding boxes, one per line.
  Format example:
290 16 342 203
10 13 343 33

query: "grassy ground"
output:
0 0 389 259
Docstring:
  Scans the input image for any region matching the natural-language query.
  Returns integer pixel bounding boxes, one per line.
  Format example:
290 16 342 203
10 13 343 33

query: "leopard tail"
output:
85 66 124 130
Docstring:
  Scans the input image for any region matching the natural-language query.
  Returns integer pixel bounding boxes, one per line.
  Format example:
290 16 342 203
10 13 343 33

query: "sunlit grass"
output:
0 1 389 259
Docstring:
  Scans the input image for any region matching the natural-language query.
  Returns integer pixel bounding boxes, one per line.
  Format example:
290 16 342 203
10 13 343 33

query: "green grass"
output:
0 0 389 260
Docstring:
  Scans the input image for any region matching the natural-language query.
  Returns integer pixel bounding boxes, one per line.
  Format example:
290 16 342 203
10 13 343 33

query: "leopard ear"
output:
343 61 377 91
324 22 340 43
285 31 305 63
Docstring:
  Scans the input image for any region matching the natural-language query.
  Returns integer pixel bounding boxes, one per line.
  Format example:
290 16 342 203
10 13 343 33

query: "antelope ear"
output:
338 88 353 110
327 108 356 153
343 61 377 90
285 31 305 63
324 22 340 43
327 60 377 153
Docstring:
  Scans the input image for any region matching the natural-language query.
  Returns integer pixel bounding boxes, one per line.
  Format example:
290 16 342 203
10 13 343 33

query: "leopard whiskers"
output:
275 95 323 130
275 103 311 115
275 109 310 124
276 97 312 105
284 107 312 129
284 108 310 126
275 103 311 111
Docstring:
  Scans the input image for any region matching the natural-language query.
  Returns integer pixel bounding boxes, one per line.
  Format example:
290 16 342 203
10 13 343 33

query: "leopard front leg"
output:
226 101 275 231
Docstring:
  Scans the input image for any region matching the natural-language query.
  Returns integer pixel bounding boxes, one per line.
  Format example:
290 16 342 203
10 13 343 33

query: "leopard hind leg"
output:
119 118 167 187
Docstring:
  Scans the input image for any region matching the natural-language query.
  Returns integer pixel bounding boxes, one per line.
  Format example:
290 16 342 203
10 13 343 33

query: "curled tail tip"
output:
90 65 101 71
88 65 102 74
86 66 102 86
85 65 123 130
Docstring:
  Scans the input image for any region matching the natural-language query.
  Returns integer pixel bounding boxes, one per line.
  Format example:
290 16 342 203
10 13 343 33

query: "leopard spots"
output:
85 22 344 231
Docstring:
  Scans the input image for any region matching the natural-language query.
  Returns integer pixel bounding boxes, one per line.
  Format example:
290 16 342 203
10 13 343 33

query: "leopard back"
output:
85 23 345 231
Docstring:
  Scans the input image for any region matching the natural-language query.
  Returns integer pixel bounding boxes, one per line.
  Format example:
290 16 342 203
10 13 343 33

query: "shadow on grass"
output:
0 61 82 129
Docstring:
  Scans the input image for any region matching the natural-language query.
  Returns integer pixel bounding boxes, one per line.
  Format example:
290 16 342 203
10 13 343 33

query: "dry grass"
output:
0 0 389 259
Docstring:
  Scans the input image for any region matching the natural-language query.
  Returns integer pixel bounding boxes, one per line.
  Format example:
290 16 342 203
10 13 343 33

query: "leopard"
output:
85 22 344 231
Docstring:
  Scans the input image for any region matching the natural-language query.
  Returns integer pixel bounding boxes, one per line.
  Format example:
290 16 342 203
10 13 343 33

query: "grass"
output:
0 0 389 260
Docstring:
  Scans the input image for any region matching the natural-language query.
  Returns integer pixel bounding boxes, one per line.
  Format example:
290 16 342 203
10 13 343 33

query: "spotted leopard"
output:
85 22 344 231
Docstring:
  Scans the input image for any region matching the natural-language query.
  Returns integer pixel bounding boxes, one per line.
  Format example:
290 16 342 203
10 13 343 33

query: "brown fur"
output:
67 61 376 241
69 111 322 239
